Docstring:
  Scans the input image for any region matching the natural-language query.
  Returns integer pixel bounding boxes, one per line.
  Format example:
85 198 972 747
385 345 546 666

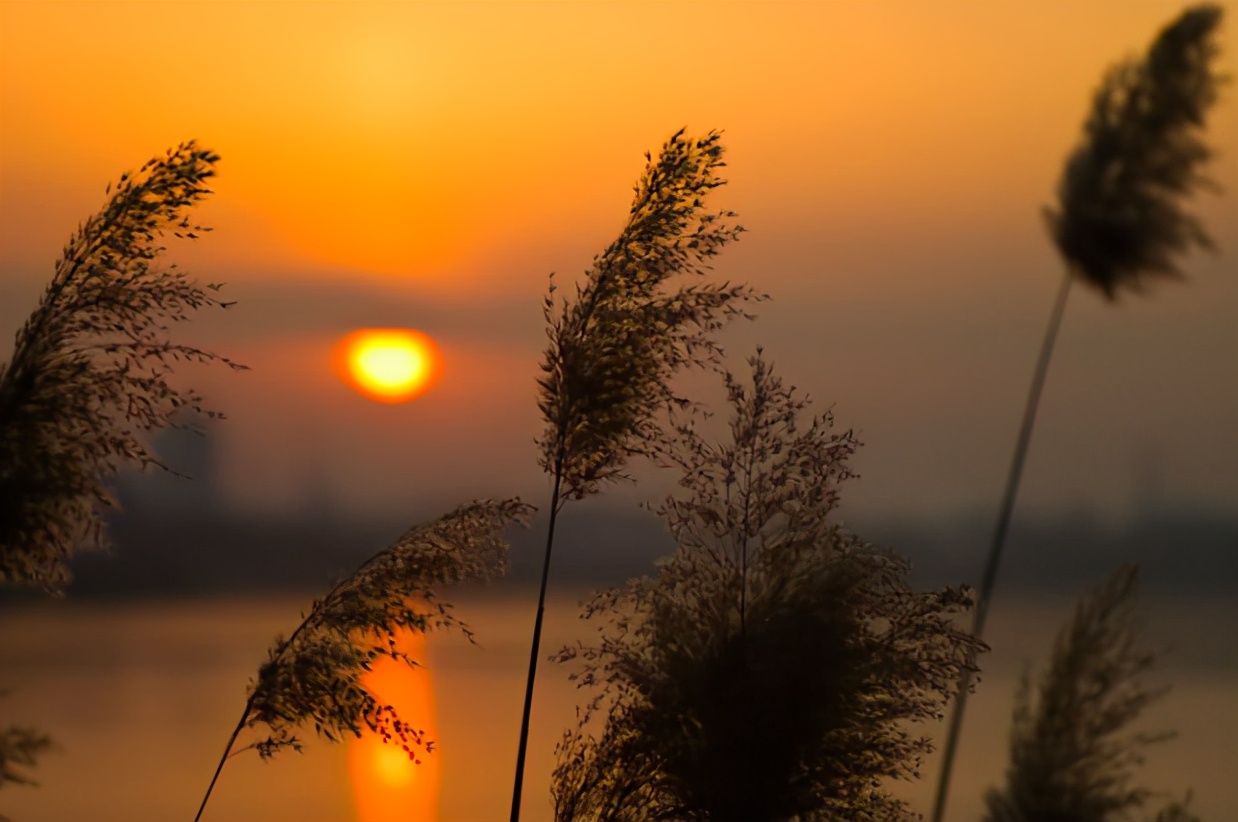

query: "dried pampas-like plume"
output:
1048 4 1224 298
193 499 533 822
537 128 762 500
0 141 245 592
0 699 53 791
933 11 1225 819
511 129 762 821
985 565 1198 822
552 354 982 822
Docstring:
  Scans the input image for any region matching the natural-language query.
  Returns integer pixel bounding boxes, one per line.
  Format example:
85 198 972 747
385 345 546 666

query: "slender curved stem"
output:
193 562 359 821
193 693 255 822
930 270 1073 822
510 458 565 822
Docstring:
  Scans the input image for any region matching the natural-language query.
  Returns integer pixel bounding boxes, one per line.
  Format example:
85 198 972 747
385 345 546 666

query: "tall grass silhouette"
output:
0 143 241 807
0 141 244 593
192 499 531 822
932 7 1224 819
512 129 761 821
0 701 52 792
551 353 983 821
985 565 1200 822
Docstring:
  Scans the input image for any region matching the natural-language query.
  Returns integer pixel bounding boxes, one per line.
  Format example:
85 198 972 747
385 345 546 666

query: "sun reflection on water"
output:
348 629 440 821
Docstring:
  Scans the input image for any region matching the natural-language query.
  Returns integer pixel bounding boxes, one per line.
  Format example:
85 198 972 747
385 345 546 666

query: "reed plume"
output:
552 353 983 822
985 565 1199 822
193 498 532 822
932 9 1224 819
1048 5 1223 298
0 141 244 593
0 700 53 794
510 129 761 821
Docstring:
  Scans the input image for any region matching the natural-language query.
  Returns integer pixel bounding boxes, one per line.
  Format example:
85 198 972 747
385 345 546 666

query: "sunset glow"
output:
336 328 442 403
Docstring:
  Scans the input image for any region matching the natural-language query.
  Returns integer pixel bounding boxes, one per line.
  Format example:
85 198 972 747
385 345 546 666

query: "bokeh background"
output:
2 2 1235 820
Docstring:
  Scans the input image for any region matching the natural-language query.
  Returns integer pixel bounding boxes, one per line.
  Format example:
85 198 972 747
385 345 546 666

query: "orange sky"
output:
2 0 1236 520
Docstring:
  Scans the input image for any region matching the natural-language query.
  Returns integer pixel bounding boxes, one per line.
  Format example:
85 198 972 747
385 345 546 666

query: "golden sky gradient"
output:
2 0 1236 520
5 2 1233 288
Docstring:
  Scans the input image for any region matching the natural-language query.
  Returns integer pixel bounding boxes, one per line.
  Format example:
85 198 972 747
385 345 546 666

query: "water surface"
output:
2 591 1233 821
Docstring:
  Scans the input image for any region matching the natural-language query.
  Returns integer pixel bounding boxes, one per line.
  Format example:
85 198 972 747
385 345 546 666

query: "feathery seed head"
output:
0 141 243 592
244 499 532 760
984 565 1191 822
552 355 983 821
537 129 763 502
1046 5 1224 299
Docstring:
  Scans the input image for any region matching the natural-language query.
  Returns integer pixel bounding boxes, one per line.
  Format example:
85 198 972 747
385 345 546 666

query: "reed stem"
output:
193 694 255 822
509 459 565 822
930 269 1073 822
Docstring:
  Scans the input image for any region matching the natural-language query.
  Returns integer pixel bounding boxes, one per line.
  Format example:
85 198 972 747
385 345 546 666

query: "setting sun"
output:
336 328 443 403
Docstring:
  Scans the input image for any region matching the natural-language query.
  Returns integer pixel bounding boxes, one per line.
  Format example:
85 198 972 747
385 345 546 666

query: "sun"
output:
336 328 443 403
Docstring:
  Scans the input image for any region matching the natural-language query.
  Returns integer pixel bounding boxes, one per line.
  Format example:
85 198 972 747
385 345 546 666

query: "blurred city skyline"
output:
32 421 1227 602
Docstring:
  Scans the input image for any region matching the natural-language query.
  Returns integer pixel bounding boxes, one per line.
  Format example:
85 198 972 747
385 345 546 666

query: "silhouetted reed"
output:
193 499 531 822
1047 7 1223 299
0 141 244 593
0 144 241 812
985 566 1200 822
932 8 1224 819
0 698 53 794
552 354 983 822
511 129 761 821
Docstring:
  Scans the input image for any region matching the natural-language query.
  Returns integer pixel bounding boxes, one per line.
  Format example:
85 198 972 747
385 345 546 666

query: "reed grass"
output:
0 144 242 815
551 353 984 822
193 499 531 822
932 8 1224 819
0 141 244 593
0 703 53 794
984 565 1200 822
511 128 761 821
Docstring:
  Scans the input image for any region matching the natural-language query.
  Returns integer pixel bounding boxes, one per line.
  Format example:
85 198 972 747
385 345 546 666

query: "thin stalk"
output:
739 422 758 644
930 270 1073 822
193 693 256 822
509 458 565 822
191 551 373 822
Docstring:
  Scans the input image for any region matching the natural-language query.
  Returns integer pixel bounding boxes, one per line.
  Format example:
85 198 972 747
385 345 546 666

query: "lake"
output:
2 590 1234 821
